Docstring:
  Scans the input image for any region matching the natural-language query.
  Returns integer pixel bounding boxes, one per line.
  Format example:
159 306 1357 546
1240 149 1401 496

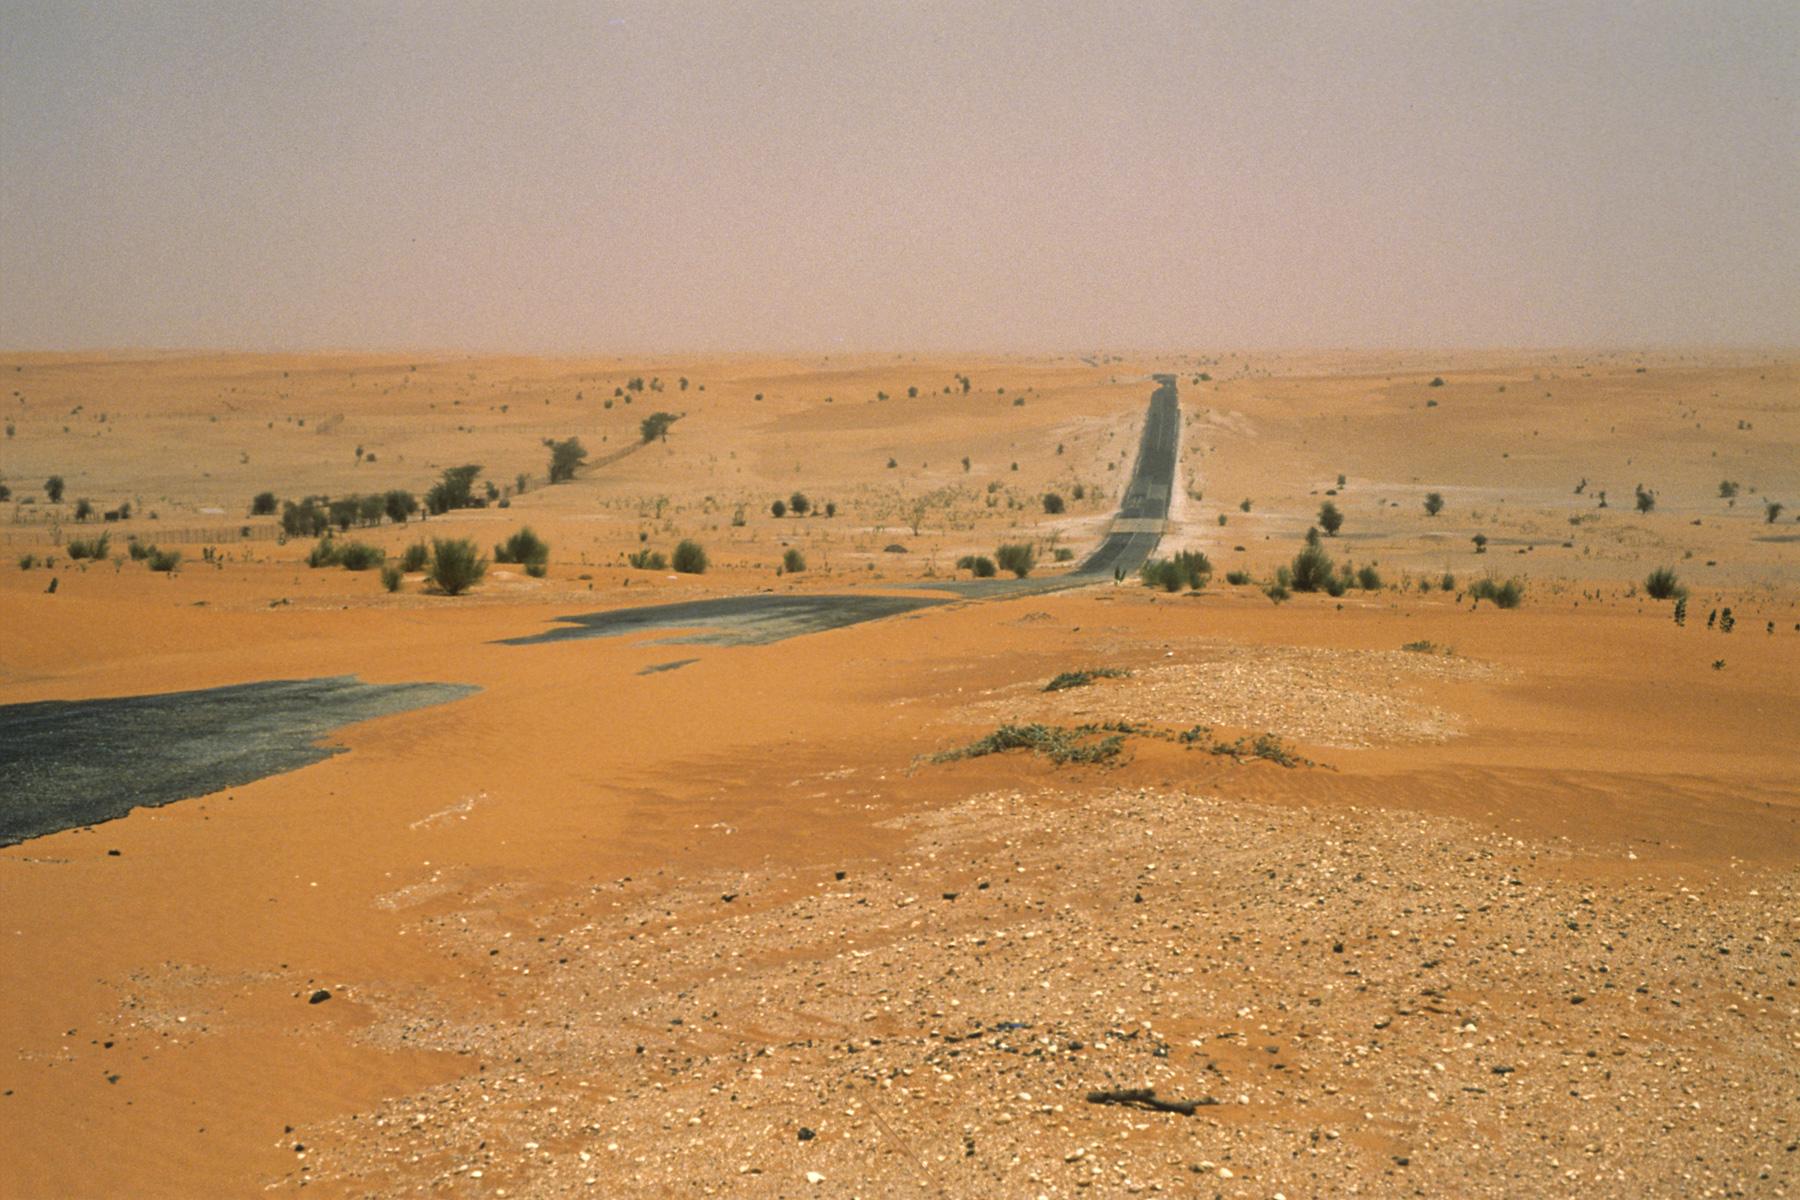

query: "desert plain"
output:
1 349 1797 1198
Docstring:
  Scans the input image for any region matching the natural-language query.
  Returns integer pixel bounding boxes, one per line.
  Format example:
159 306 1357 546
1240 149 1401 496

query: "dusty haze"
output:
3 0 1797 352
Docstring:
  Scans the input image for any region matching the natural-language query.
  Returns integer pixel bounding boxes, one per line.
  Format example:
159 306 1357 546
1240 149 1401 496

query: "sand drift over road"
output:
0 677 476 846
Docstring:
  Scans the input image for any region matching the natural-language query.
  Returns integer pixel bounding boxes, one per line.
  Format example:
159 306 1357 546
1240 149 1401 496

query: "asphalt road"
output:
1075 375 1181 577
0 677 475 846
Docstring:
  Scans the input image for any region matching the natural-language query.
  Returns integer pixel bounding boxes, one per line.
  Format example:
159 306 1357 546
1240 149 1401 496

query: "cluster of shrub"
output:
769 492 835 519
956 542 1036 579
21 534 179 572
626 540 708 574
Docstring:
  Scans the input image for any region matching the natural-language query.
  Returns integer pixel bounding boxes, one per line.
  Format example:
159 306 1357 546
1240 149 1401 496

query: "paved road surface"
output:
1074 374 1181 578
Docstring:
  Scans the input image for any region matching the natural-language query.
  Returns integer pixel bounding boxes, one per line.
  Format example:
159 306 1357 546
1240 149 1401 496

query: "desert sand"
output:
2 350 1797 1198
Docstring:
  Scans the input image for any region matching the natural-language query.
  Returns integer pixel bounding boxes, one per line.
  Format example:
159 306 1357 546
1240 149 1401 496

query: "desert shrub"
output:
19 553 38 570
824 501 836 518
1043 492 1066 514
305 538 342 567
995 542 1036 578
1264 581 1291 603
1141 549 1210 592
1440 572 1456 591
147 547 181 573
338 542 385 571
782 548 806 572
1044 668 1126 692
627 548 667 570
956 554 997 578
1644 566 1683 599
1634 485 1655 514
328 497 360 531
524 562 547 578
1719 480 1740 499
770 499 787 518
425 465 482 514
1225 569 1252 585
1767 501 1786 524
1428 376 1445 387
671 540 708 574
281 499 328 537
1289 543 1334 592
383 490 418 524
400 542 429 573
46 475 65 503
494 526 549 567
545 436 587 482
1355 564 1382 591
427 538 486 595
380 563 403 592
1470 575 1525 608
1424 492 1444 516
253 492 280 516
127 540 151 561
933 723 1130 766
1239 498 1252 512
789 492 811 516
66 532 110 560
1402 640 1440 653
1318 500 1343 536
354 494 383 526
1472 533 1489 553
1053 547 1074 562
639 412 679 443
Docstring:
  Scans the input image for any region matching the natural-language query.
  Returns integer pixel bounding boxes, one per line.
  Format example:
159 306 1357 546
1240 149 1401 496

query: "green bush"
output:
545 436 587 482
639 412 679 443
1289 543 1334 592
338 542 385 571
1053 547 1074 562
127 540 151 561
628 549 667 570
19 553 38 570
1140 549 1211 592
281 499 329 537
1318 500 1343 536
1440 572 1456 591
1044 668 1126 692
400 542 429 573
1470 575 1524 608
66 532 110 560
789 492 811 516
956 554 997 578
1643 566 1683 599
782 548 806 572
1356 564 1382 591
147 547 181 573
251 491 278 515
671 540 708 574
995 542 1036 578
383 489 418 524
425 465 482 515
525 561 547 578
428 538 486 595
380 563 403 592
306 538 341 568
1225 570 1252 585
1424 492 1444 516
494 527 549 567
1043 492 1065 514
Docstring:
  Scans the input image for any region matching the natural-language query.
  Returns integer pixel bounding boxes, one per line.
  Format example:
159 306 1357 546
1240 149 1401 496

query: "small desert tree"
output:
1289 542 1334 592
1318 500 1343 536
384 489 418 524
545 436 588 483
46 475 64 503
1767 500 1786 524
251 491 278 516
425 465 482 514
770 499 787 518
782 548 806 572
1043 492 1066 514
1424 492 1444 517
788 492 811 516
672 539 708 574
639 412 679 443
427 538 487 595
494 527 550 571
1634 485 1656 514
1644 566 1683 600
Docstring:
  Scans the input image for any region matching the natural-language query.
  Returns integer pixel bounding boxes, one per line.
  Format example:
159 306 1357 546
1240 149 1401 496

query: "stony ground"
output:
280 778 1799 1198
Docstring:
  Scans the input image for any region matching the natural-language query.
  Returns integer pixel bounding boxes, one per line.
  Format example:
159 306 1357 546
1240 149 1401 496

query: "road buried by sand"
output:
0 676 476 846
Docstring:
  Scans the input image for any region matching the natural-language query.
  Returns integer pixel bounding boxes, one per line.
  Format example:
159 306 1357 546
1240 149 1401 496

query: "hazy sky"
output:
3 1 1797 351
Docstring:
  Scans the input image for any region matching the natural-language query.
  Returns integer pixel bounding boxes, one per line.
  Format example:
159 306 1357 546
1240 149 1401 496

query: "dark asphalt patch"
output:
497 594 952 648
0 676 477 847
